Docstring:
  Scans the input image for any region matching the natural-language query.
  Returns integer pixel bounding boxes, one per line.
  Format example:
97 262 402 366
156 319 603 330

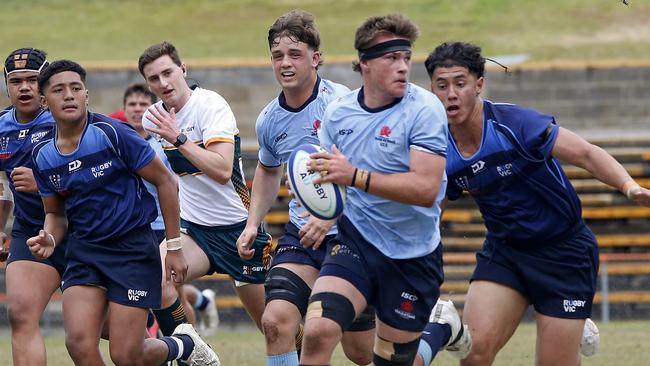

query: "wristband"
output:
166 237 183 251
622 180 641 200
364 172 372 192
351 168 358 187
626 185 641 200
46 232 56 249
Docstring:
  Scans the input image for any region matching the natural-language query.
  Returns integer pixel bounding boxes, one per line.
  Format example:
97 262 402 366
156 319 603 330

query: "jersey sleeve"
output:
255 110 281 168
31 144 56 197
113 121 156 171
509 106 559 159
199 96 237 148
408 96 448 156
445 179 464 201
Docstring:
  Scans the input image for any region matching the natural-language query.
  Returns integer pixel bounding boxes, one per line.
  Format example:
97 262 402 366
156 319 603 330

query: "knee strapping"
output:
373 336 421 366
265 267 312 316
348 304 376 332
306 292 356 332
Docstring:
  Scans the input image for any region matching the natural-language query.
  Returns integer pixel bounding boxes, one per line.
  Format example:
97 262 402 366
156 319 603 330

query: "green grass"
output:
0 0 648 66
1 321 649 365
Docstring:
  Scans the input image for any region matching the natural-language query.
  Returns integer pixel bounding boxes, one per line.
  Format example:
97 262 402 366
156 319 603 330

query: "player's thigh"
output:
535 314 583 366
6 260 61 318
311 275 367 315
463 280 528 353
107 302 149 357
159 233 211 282
62 286 108 341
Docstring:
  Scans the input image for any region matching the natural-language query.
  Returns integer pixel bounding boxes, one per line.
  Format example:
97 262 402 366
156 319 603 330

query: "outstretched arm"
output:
552 127 650 206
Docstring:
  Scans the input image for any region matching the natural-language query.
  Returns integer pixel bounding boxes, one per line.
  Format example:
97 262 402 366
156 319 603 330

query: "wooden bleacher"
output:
1 135 649 324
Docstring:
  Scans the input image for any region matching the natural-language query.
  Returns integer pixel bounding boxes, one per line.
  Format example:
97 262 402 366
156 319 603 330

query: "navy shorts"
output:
62 225 162 309
7 218 67 277
472 222 599 319
181 218 272 284
320 215 443 332
271 222 329 269
152 229 166 245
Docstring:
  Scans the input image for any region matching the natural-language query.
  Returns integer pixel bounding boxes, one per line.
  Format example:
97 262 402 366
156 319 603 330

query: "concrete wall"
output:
3 62 649 146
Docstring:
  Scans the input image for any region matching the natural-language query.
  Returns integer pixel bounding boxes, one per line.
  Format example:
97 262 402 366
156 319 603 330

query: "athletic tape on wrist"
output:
166 237 182 251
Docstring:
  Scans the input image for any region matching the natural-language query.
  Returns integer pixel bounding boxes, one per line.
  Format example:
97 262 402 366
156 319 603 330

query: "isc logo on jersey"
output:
288 144 346 220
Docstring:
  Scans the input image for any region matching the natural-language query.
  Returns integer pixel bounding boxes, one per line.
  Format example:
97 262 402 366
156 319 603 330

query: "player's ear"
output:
40 95 48 111
476 76 484 96
181 64 187 77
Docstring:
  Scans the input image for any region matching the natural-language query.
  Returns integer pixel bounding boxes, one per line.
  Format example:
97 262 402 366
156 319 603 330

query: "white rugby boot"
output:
429 299 472 359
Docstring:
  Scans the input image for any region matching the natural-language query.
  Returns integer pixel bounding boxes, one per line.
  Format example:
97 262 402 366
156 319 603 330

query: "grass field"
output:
1 0 648 65
1 320 649 365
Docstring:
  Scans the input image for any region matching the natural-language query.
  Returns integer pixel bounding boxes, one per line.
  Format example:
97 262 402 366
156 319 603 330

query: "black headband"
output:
358 39 412 61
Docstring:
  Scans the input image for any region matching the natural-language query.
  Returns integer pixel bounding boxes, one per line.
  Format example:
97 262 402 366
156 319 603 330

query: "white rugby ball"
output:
288 144 346 220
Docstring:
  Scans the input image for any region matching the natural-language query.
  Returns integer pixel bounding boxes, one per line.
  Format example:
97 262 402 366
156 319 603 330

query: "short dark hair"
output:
268 10 323 68
138 41 182 76
424 42 485 79
38 59 86 94
352 14 419 73
123 83 157 106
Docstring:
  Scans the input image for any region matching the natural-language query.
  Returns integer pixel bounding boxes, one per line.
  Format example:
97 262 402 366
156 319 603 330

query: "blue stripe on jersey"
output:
0 107 54 225
32 113 157 243
256 77 350 231
319 83 448 259
445 100 582 244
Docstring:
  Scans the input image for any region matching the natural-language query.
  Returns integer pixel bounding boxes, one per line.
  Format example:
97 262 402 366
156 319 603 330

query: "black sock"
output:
153 298 188 336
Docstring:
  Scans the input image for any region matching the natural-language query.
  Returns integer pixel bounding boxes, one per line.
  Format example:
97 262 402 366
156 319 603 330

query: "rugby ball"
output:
287 144 346 220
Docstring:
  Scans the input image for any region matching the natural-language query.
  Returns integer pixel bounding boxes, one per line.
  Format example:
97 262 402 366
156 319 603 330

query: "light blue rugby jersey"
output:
32 113 157 243
144 135 173 232
319 83 448 259
257 76 350 231
0 108 54 226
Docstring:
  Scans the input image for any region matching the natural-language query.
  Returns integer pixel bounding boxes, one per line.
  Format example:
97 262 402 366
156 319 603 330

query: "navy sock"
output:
153 298 188 336
419 322 451 364
161 334 194 361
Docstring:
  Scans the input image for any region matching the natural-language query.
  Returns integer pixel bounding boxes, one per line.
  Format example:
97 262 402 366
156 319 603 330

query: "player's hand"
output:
0 232 9 262
299 216 336 250
145 105 181 145
629 186 650 207
236 225 258 260
11 167 38 193
26 230 55 259
165 250 188 284
309 145 355 186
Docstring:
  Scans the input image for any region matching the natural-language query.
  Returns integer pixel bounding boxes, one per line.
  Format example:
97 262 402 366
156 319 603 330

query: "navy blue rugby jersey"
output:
0 107 54 225
445 100 582 243
32 113 157 243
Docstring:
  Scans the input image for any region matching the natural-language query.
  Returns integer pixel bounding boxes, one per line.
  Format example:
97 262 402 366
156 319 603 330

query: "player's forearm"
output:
177 142 232 184
581 145 635 194
156 174 181 240
362 170 444 207
246 164 283 228
43 212 67 245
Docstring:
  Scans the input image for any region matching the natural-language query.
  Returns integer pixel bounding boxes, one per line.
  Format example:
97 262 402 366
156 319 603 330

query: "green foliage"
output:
1 0 648 64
